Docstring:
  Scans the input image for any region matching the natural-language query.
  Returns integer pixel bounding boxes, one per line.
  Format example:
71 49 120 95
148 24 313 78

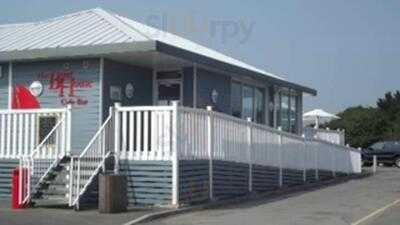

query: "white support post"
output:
68 156 74 205
315 141 319 181
373 155 377 174
66 104 72 156
332 143 336 178
171 101 180 206
278 127 283 187
114 103 121 175
207 106 214 200
99 57 104 127
302 134 307 183
247 117 253 192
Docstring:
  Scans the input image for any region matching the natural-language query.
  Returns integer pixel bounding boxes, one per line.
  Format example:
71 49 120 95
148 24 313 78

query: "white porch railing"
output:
110 103 361 205
177 107 362 174
113 104 175 161
17 106 71 205
0 107 71 159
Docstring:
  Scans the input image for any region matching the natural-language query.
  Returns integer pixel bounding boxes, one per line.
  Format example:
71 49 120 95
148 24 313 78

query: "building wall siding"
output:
0 64 9 109
12 59 101 152
179 160 209 204
0 159 18 198
213 160 249 199
119 160 172 206
196 68 231 113
103 60 153 120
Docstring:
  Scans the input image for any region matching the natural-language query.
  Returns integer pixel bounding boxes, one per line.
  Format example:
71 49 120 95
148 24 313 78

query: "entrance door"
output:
157 79 182 105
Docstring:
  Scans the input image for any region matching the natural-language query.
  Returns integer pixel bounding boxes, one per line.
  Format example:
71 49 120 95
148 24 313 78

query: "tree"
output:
327 106 387 148
377 91 400 140
326 91 400 148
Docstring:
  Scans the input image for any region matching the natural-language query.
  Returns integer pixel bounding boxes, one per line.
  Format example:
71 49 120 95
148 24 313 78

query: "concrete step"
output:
32 197 69 206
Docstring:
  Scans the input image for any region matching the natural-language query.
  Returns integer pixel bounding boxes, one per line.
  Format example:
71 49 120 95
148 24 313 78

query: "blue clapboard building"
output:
0 9 360 209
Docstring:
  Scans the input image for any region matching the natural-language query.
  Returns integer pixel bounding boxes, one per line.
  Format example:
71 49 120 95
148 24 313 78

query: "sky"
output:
0 0 399 113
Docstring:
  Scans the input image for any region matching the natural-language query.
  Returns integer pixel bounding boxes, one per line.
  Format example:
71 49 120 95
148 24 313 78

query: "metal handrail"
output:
19 116 67 205
79 114 113 158
70 113 113 208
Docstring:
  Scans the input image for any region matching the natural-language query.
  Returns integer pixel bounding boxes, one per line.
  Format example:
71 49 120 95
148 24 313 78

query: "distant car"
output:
362 141 400 167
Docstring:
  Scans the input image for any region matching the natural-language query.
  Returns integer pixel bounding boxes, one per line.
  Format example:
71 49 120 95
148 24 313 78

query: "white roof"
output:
0 8 284 80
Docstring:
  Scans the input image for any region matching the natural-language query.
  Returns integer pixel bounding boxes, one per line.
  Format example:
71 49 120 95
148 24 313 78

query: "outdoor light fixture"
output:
211 89 219 104
125 83 134 99
29 81 44 97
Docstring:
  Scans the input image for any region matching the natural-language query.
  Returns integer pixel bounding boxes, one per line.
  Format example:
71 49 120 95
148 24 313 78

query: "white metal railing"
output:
0 107 71 159
304 127 345 145
177 106 362 174
18 106 71 205
110 103 361 206
69 112 114 209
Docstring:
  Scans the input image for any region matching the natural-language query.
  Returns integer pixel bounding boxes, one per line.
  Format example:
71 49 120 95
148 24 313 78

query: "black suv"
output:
362 141 400 167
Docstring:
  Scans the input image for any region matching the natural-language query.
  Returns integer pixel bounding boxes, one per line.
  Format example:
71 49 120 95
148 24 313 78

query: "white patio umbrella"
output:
303 109 340 129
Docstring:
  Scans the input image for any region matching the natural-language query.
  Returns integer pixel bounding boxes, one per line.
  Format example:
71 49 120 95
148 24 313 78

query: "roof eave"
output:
0 41 156 62
156 41 317 96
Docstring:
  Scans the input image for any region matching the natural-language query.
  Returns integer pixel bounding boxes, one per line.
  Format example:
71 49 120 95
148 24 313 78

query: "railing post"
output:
207 106 214 200
278 127 283 187
66 104 72 156
76 158 80 210
171 101 180 206
246 117 253 193
114 103 121 175
314 136 319 181
69 156 74 205
302 134 307 183
373 155 377 174
332 142 336 178
357 147 362 174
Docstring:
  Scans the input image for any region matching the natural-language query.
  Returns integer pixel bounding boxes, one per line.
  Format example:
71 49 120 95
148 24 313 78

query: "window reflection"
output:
281 93 290 132
231 82 267 124
231 82 242 118
290 93 297 133
242 85 254 120
254 88 264 123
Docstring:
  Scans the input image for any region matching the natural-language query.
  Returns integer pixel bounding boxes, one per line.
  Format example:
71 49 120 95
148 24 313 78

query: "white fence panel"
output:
212 113 248 164
114 105 174 161
0 108 69 159
109 105 362 174
252 125 280 167
179 108 208 160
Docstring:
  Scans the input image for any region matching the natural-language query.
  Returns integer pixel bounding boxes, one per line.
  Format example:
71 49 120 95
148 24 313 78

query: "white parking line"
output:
351 199 400 225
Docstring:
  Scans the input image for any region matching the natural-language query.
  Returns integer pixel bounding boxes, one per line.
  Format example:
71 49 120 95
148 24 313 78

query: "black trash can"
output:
98 174 127 213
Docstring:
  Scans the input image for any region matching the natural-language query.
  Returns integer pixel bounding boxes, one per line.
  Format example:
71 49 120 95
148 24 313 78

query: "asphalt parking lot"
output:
148 168 400 225
0 167 399 225
0 201 160 225
364 201 400 225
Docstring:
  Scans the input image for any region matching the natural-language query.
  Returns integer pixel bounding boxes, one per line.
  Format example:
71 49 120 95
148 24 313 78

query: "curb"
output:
123 173 371 225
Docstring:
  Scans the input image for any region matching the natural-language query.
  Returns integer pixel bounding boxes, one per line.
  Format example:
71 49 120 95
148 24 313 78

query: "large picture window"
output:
38 116 57 145
280 93 290 132
242 85 254 120
290 93 297 133
231 82 242 118
231 81 266 124
254 88 264 123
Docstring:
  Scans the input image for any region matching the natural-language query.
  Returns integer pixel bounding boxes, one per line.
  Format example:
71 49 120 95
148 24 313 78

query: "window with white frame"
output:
38 116 57 145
